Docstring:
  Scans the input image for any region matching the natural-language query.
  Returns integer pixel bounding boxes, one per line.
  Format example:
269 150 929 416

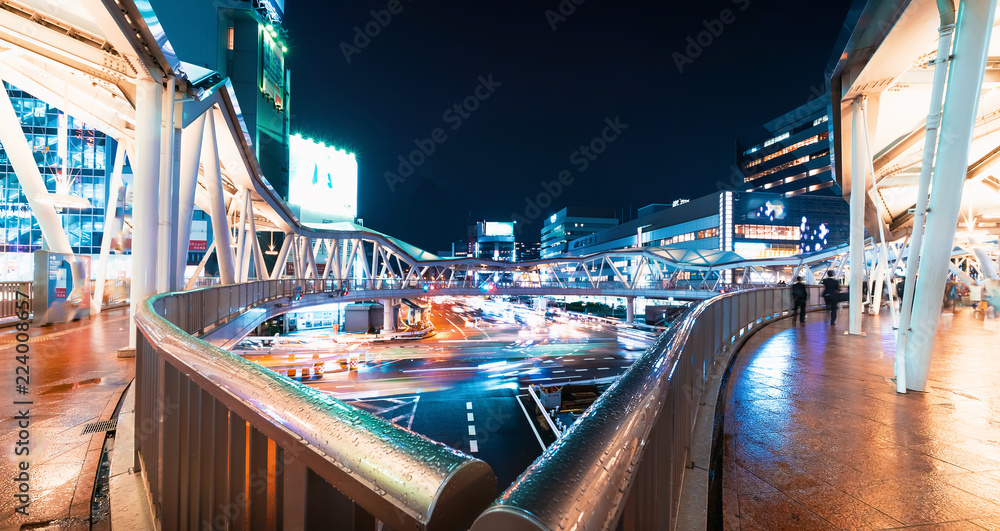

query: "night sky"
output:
283 0 854 252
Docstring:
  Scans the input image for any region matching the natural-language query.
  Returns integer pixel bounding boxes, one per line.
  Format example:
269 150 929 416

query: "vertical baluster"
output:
230 414 248 531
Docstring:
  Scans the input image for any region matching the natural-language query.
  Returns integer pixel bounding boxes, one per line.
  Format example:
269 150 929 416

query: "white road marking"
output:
466 401 473 409
468 425 476 436
467 412 475 421
598 367 610 370
584 358 595 360
469 440 479 453
516 394 547 451
575 369 587 372
553 370 565 374
604 357 615 360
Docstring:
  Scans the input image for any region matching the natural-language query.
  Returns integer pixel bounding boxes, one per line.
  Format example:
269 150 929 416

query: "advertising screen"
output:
289 135 357 224
261 30 284 108
484 222 514 236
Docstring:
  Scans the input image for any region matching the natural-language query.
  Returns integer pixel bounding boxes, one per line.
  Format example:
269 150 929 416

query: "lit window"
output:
227 26 234 50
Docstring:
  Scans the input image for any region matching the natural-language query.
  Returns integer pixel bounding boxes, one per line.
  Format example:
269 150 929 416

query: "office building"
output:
541 208 618 258
736 99 839 198
516 241 541 261
565 191 848 261
0 84 124 280
151 0 292 199
474 221 516 262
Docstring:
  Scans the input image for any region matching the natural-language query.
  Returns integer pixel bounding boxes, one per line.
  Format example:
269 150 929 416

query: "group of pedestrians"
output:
790 271 842 325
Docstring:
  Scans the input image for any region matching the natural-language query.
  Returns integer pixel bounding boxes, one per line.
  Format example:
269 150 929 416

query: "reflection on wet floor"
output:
40 377 108 395
722 309 1000 530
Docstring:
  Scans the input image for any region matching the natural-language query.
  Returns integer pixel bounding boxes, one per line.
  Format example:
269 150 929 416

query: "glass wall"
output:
0 84 117 280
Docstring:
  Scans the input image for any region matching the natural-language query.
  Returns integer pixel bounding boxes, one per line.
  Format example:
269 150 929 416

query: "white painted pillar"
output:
905 0 997 392
849 98 867 335
156 76 180 293
175 113 207 289
896 7 956 392
269 233 293 279
93 141 127 314
130 78 163 347
201 114 235 284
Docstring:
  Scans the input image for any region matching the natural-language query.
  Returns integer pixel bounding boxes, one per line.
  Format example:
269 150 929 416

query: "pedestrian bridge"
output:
3 0 999 530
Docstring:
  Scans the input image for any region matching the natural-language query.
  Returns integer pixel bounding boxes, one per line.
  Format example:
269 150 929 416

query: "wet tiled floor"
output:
722 308 1000 530
0 308 132 529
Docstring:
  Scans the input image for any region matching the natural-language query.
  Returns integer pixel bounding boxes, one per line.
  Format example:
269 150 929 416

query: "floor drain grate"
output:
82 419 118 435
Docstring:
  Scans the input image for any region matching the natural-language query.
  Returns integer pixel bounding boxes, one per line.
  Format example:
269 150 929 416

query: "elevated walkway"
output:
719 307 1000 529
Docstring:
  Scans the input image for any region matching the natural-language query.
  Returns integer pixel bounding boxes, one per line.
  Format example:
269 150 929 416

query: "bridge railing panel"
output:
471 287 824 531
134 280 498 531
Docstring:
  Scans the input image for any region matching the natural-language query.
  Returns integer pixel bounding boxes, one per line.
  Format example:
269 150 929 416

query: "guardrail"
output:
0 281 32 319
471 286 825 530
133 279 497 530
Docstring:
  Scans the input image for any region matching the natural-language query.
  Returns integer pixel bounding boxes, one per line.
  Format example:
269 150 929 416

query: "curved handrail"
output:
471 287 799 530
134 286 497 530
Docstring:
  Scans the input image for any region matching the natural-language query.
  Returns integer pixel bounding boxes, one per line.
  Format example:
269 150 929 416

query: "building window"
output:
227 25 235 50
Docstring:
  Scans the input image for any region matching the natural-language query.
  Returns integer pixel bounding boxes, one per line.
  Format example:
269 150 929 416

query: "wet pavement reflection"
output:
722 309 1000 530
0 309 131 528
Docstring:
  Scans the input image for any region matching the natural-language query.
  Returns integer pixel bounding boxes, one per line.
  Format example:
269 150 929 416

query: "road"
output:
248 297 654 489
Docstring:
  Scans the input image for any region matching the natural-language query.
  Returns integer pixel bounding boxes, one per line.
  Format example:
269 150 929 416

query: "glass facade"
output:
719 191 849 260
0 83 118 280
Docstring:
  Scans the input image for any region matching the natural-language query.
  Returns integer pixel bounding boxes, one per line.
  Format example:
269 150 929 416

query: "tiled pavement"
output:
722 307 1000 530
0 308 132 530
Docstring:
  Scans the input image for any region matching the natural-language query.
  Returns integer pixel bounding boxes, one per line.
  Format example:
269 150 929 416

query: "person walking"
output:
822 270 841 326
791 276 807 323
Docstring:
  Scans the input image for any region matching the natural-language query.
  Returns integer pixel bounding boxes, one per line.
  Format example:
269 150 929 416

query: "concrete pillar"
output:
156 75 180 293
130 78 163 347
625 296 635 323
382 299 396 333
905 0 997 391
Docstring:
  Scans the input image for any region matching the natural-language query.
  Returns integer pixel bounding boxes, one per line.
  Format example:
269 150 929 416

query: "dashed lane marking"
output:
467 412 474 421
469 440 479 452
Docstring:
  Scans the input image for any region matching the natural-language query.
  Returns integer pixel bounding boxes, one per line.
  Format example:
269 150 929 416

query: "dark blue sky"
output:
284 0 853 252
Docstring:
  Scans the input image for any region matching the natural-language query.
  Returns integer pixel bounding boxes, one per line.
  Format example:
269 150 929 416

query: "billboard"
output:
261 30 284 108
289 135 358 224
483 222 514 236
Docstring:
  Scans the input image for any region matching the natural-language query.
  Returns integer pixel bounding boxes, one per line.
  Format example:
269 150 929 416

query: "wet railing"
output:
133 279 497 530
471 286 825 530
0 281 32 319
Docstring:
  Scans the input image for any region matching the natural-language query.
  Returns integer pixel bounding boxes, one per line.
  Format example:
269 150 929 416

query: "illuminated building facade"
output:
565 191 848 261
151 0 292 198
475 221 516 262
0 84 124 280
541 207 618 258
736 99 839 198
516 241 541 261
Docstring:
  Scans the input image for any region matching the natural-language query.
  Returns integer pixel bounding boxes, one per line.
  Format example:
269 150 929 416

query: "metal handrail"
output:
471 286 825 530
133 280 497 530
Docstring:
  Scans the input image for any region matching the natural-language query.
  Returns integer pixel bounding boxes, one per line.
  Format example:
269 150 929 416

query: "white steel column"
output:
625 296 635 323
269 233 293 279
156 76 180 293
905 0 996 392
235 190 251 282
93 141 127 314
849 98 867 335
175 113 207 289
896 5 956 392
202 114 235 284
131 78 163 347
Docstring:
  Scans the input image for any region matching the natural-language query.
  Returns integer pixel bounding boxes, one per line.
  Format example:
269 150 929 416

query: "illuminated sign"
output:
261 30 284 108
484 222 513 236
289 135 357 224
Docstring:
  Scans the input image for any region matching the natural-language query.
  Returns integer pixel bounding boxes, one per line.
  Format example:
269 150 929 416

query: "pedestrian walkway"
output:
1 307 132 530
721 307 1000 529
